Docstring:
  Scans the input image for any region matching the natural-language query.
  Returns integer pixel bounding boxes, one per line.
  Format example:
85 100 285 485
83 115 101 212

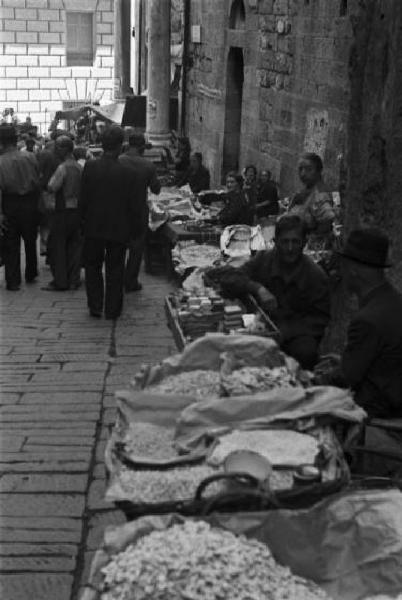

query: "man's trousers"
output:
3 192 39 288
48 210 82 290
83 237 126 318
124 230 147 290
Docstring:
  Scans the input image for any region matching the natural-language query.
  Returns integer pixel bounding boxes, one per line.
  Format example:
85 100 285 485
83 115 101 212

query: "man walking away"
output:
80 126 141 319
0 125 40 291
43 136 82 291
119 131 161 292
36 130 63 256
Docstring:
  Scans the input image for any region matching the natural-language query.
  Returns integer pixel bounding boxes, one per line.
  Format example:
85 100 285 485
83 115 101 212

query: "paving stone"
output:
39 353 110 362
0 410 100 422
0 528 81 543
87 479 111 510
20 391 101 402
0 543 78 561
0 451 91 463
0 461 90 473
79 550 95 590
93 463 107 479
1 384 104 393
0 494 85 516
0 573 73 600
25 436 94 446
95 440 109 461
22 445 93 454
0 474 88 493
85 510 125 550
61 362 108 372
31 372 106 383
0 543 78 556
1 421 97 430
0 435 25 452
1 428 96 437
0 556 76 572
1 356 42 363
0 516 82 530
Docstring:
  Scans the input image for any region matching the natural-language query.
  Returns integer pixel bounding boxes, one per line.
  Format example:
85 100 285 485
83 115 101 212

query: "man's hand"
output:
256 286 278 314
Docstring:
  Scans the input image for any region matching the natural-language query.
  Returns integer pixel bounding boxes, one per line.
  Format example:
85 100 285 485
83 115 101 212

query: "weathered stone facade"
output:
186 0 359 191
0 0 115 133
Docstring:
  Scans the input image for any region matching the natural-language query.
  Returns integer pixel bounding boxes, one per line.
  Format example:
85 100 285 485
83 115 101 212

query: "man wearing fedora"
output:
119 131 161 292
317 227 402 419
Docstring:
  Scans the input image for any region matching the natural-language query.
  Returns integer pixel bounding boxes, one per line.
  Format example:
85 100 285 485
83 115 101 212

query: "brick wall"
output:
186 0 359 193
0 0 115 133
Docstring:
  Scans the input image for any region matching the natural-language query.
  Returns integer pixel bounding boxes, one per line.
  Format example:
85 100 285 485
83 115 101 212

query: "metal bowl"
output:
224 450 272 483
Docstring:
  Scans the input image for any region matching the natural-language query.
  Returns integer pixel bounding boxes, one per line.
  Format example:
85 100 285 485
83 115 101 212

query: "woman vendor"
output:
219 171 254 226
174 136 191 177
288 153 335 236
255 169 279 218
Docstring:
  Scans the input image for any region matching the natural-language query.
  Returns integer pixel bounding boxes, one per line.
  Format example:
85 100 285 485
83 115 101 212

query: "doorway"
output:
222 47 244 178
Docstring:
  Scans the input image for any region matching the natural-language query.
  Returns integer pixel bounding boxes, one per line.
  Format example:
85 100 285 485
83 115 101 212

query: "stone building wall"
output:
0 0 115 133
186 0 360 192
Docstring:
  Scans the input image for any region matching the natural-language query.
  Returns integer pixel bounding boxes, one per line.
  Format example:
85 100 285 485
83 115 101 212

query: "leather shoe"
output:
125 281 142 292
89 310 102 318
42 283 68 291
6 285 20 291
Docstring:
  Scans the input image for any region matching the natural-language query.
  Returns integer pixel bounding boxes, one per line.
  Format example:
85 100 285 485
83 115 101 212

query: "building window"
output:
66 12 94 66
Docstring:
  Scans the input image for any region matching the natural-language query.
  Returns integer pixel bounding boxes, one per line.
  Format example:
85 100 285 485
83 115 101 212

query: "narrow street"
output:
0 258 175 600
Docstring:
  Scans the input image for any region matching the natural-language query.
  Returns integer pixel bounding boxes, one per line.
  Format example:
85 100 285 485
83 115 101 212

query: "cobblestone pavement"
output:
0 257 176 600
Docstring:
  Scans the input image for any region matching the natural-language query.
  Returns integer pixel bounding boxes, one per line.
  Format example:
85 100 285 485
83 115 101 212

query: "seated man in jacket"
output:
177 152 210 194
218 214 330 369
316 228 402 418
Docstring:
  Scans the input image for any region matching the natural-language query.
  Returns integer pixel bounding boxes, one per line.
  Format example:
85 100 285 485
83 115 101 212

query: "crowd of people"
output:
0 120 401 420
0 123 157 320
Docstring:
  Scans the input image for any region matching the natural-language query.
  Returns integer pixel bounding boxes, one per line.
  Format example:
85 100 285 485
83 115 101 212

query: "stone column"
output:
145 0 171 143
114 0 131 101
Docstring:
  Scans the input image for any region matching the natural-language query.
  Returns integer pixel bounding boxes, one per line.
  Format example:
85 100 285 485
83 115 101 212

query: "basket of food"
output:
105 335 365 519
80 515 332 600
81 483 402 600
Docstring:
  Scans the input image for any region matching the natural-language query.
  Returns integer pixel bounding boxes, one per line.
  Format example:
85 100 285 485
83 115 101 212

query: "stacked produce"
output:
122 423 177 461
171 289 225 340
208 429 319 467
100 521 330 600
146 362 302 400
221 365 299 395
147 369 221 399
172 241 222 275
116 465 222 503
223 304 244 331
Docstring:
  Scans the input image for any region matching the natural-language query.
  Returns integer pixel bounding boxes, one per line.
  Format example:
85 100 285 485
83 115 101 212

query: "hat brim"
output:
336 250 392 268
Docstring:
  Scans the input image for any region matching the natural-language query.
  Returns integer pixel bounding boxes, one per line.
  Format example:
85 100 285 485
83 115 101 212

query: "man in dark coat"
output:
317 228 402 418
217 214 330 369
0 125 40 290
119 132 161 292
80 126 141 319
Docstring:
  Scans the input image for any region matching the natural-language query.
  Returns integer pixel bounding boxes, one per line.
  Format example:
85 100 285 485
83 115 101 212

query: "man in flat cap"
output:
317 227 402 419
119 131 160 292
0 125 40 290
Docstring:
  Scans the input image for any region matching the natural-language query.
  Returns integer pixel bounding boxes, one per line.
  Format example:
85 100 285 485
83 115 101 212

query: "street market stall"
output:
79 335 402 600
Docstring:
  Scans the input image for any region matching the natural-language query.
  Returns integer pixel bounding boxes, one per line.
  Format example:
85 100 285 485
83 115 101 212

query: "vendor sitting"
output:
177 152 211 194
256 169 279 218
315 228 402 418
288 153 335 235
219 171 254 226
174 136 191 176
218 214 330 369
